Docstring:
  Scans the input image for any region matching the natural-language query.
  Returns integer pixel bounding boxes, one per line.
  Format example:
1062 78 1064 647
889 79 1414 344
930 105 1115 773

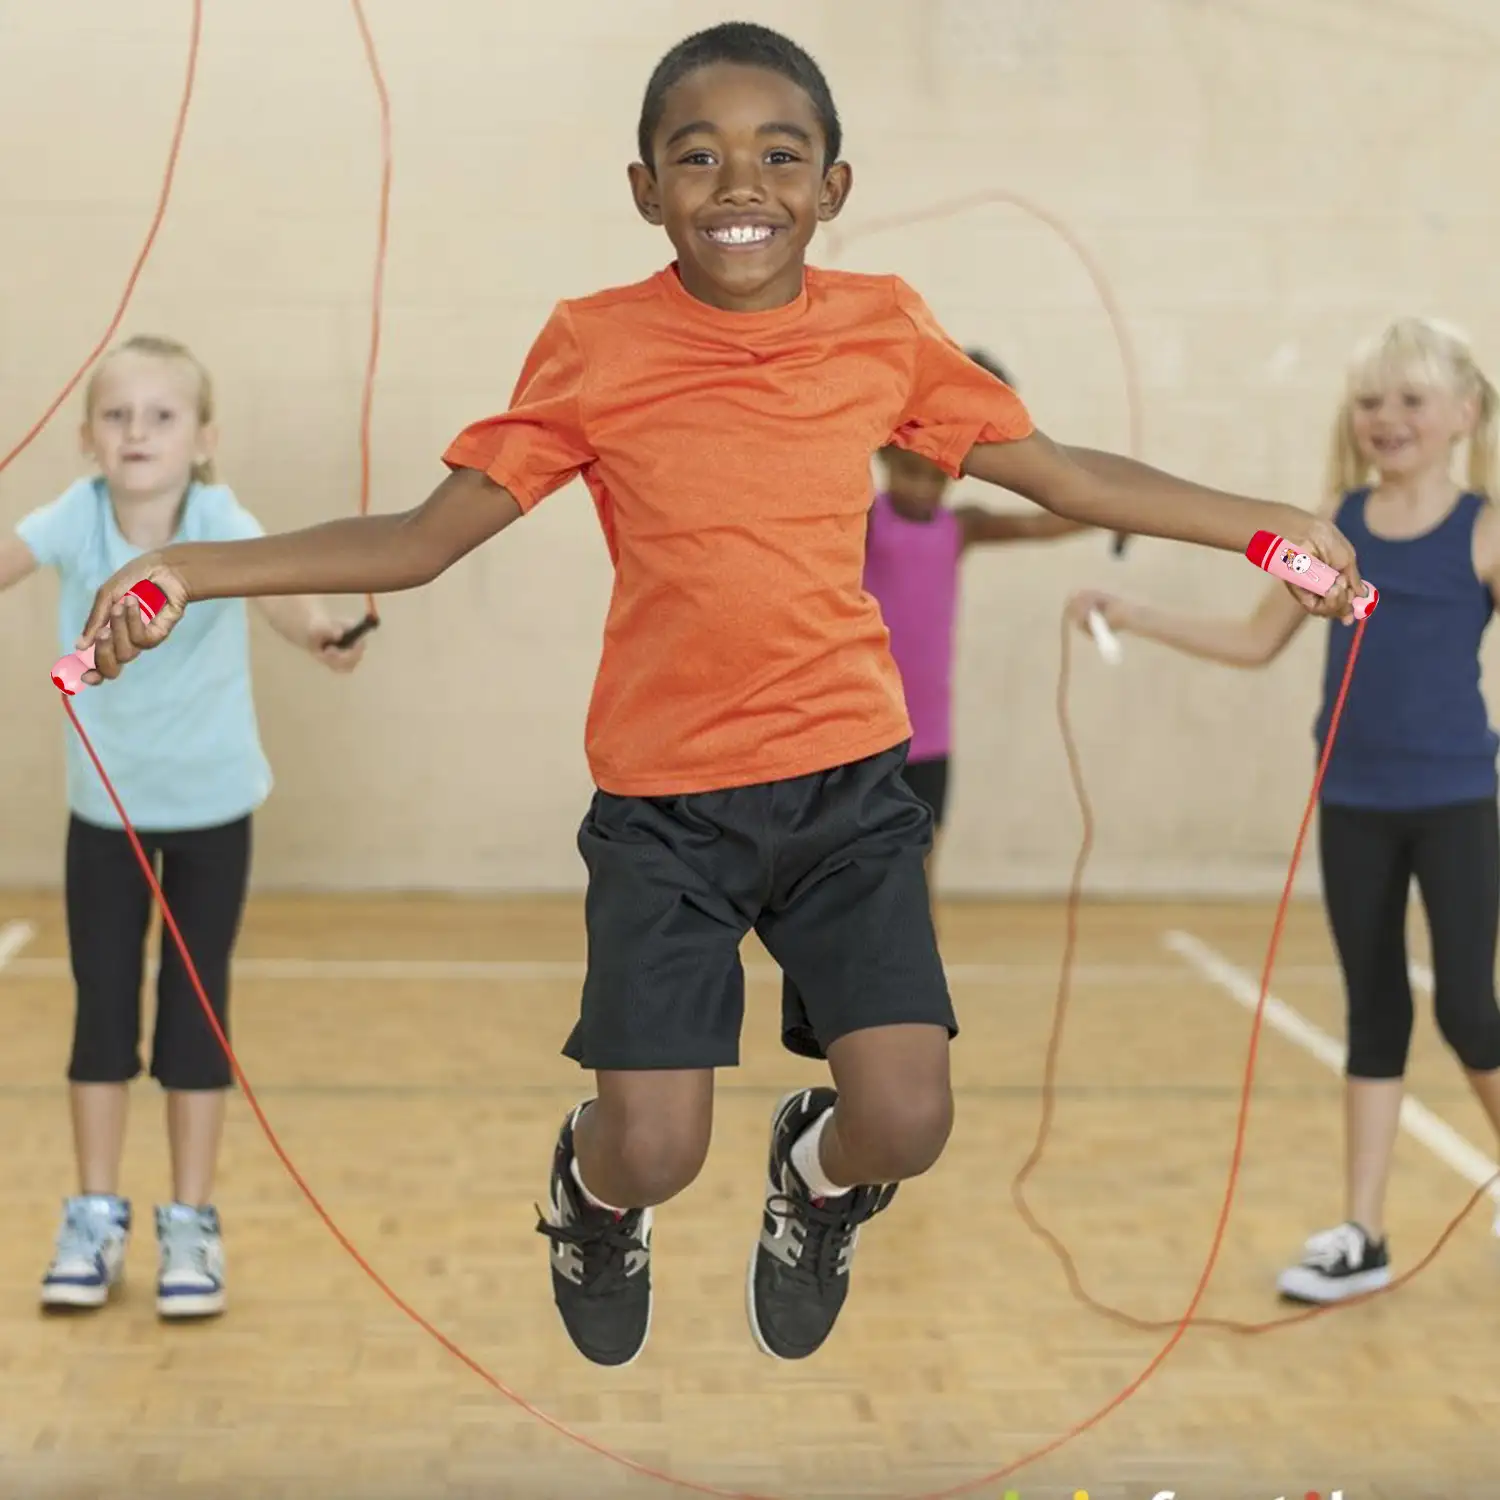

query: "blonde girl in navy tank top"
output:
1068 318 1500 1306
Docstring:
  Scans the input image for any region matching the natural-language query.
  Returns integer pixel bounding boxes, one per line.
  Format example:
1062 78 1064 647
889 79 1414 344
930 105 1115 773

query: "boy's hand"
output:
78 556 190 683
1276 515 1364 623
309 618 368 673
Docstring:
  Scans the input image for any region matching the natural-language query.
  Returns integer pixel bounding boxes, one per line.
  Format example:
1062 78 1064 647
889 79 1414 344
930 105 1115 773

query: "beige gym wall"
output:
2 0 1497 896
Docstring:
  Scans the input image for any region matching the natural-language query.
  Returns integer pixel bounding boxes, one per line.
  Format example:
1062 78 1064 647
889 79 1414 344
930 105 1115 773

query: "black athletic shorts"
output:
901 755 950 827
564 741 957 1071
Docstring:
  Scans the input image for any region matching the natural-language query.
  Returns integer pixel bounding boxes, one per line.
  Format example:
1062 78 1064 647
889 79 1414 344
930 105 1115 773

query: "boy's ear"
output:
817 161 853 223
627 161 663 225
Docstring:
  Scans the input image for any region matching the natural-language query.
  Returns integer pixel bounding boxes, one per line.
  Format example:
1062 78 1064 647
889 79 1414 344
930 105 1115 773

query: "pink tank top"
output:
862 492 963 762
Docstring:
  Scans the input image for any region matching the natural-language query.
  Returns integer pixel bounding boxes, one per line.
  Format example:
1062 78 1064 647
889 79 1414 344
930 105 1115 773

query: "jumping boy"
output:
78 22 1363 1368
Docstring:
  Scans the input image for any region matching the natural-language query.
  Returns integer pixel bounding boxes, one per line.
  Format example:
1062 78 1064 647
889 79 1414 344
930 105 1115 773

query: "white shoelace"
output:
54 1209 110 1266
1302 1222 1366 1270
159 1220 214 1281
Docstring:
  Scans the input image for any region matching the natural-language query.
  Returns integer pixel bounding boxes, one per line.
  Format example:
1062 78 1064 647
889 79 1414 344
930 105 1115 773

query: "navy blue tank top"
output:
1315 489 1498 808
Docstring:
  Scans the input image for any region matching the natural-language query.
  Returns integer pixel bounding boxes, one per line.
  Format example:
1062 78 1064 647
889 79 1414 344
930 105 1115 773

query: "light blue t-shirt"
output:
17 476 273 832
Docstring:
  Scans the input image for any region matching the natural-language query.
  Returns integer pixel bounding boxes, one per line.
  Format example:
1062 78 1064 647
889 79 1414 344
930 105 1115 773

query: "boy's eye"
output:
674 147 804 167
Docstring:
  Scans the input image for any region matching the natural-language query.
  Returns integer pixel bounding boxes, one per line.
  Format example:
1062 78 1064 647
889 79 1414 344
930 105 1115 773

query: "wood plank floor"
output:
1 891 1497 1499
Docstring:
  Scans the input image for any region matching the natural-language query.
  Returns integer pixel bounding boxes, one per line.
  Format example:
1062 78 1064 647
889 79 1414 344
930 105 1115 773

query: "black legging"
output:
65 813 252 1091
1319 798 1500 1079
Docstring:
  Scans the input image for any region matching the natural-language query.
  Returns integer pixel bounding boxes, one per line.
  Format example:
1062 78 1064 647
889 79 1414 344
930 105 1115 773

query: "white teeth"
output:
708 225 773 244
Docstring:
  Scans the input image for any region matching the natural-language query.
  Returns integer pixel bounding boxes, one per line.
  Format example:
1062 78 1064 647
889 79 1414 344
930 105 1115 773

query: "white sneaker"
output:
155 1203 227 1319
1277 1220 1391 1304
40 1195 131 1309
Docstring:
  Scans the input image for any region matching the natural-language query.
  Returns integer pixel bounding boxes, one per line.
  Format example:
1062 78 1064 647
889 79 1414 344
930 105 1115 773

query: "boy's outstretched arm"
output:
961 432 1364 621
79 469 521 679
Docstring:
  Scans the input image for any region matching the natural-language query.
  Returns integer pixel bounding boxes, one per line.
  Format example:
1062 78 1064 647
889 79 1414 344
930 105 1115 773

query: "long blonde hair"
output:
84 334 218 485
1325 316 1497 502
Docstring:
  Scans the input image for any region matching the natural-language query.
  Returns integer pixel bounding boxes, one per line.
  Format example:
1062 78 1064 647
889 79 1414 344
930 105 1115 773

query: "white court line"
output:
0 920 36 970
0 954 1202 985
1164 929 1500 1212
0 951 1379 985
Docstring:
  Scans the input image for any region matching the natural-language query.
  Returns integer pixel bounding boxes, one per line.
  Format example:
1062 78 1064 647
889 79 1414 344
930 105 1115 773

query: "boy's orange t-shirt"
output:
443 263 1034 797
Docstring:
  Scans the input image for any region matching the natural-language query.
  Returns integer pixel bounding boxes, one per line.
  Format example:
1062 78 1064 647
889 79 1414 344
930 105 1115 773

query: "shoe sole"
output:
746 1089 806 1361
40 1281 115 1311
1276 1264 1391 1304
158 1290 226 1319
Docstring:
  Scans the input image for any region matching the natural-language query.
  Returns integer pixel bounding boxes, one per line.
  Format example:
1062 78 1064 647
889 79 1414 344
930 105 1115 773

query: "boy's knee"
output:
586 1101 711 1205
840 1082 953 1182
620 1128 707 1203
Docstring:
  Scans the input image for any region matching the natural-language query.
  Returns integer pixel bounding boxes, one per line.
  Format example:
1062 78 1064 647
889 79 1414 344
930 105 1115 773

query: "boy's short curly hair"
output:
637 22 842 171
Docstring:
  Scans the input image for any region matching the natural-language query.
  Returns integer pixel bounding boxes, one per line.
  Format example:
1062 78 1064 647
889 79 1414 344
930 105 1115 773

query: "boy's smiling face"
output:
629 62 851 313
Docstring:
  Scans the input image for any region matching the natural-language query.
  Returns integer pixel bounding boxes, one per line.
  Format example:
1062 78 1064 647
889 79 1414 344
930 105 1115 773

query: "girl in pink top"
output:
783 353 1091 1065
865 350 1091 878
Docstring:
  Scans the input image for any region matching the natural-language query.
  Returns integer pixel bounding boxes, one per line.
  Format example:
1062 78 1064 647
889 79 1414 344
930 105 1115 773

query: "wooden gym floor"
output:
0 891 1497 1499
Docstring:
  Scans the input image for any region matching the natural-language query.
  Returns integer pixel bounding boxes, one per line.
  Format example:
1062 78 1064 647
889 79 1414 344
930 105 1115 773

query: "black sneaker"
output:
1276 1220 1391 1304
535 1103 653 1366
746 1087 896 1360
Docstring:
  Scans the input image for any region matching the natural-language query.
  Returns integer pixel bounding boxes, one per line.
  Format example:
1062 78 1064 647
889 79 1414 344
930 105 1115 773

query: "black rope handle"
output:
331 613 380 650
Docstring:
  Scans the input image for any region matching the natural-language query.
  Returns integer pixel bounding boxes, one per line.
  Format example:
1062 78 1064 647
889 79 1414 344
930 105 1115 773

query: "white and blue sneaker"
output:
40 1195 131 1310
155 1203 227 1320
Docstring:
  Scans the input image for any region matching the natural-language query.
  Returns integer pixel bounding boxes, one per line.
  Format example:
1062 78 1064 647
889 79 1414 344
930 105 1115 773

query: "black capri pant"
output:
65 813 252 1091
1319 798 1500 1079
